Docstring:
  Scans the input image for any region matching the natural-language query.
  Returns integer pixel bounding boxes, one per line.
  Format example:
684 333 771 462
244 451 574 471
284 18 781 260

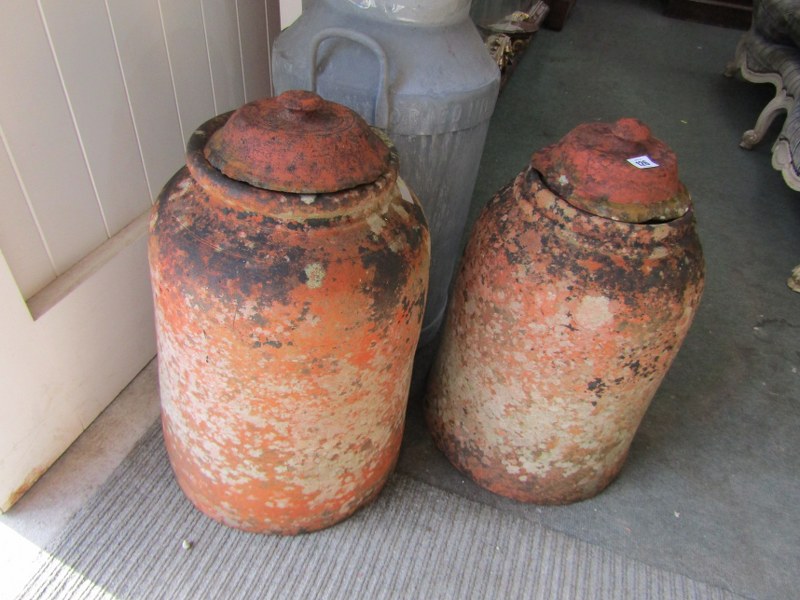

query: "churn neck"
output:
320 0 471 26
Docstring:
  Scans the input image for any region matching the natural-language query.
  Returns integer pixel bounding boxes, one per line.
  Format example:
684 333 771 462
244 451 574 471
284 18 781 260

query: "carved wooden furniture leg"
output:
742 87 793 148
725 37 796 149
725 18 800 291
726 37 800 188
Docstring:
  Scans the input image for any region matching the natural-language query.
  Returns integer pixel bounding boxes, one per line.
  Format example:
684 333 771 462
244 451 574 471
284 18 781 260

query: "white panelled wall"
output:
281 0 303 28
0 0 284 511
1 0 278 301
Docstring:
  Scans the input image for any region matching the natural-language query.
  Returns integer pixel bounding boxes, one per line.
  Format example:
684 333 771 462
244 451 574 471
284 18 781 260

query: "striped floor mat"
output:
18 423 745 600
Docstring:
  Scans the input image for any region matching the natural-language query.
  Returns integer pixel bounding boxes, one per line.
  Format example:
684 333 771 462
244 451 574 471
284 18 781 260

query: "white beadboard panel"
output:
237 0 273 102
203 0 246 113
159 0 217 143
0 131 56 299
40 0 151 238
0 3 107 278
106 0 185 199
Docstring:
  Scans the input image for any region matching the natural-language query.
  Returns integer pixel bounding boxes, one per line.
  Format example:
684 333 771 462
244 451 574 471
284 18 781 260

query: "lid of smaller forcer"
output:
530 118 691 223
204 90 392 194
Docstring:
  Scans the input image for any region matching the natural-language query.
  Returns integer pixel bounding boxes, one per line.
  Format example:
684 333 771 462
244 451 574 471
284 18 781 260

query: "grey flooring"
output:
401 2 800 600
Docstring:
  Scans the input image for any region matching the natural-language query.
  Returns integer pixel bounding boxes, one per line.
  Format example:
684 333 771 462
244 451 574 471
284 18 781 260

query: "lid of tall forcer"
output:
204 90 391 194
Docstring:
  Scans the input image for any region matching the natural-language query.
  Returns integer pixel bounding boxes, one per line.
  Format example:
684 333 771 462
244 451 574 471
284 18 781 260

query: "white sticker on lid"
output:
627 155 659 169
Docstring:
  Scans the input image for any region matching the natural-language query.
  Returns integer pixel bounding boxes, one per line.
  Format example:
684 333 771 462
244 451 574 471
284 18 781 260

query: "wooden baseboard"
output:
664 0 752 30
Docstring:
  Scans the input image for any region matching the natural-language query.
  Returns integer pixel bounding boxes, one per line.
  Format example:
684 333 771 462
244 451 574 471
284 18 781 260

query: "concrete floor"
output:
2 1 798 599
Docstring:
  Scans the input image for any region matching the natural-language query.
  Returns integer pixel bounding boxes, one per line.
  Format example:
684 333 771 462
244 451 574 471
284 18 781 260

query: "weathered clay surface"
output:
426 167 704 504
204 90 391 194
149 110 429 534
532 118 691 223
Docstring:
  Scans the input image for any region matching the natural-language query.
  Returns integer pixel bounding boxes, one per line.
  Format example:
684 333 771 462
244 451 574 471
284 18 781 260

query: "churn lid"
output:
204 90 392 194
530 118 691 223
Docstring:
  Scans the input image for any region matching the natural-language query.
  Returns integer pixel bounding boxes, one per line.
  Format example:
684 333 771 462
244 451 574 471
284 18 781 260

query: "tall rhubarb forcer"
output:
148 91 430 534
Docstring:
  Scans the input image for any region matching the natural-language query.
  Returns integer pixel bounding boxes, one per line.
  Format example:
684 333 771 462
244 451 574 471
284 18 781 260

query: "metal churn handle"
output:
309 28 391 130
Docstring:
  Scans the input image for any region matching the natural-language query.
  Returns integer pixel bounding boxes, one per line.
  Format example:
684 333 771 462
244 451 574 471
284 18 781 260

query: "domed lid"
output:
530 118 691 223
204 90 391 194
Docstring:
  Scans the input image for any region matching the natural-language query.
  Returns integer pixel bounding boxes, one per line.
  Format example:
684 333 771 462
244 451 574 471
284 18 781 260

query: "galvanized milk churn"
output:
148 90 430 534
426 118 705 504
272 0 500 346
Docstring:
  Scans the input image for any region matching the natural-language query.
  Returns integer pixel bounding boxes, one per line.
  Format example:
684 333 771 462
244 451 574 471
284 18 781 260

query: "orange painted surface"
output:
205 90 391 194
148 97 429 534
532 118 691 223
426 165 704 504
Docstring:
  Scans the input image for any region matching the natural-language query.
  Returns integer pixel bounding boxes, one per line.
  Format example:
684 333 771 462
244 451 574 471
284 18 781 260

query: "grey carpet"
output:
19 422 746 600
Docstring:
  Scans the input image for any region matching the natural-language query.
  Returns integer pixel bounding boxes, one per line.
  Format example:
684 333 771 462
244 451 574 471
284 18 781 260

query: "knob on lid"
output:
531 118 691 223
204 90 392 194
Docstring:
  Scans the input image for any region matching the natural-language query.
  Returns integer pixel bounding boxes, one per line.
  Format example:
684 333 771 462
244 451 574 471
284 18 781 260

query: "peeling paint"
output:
574 295 613 330
366 213 386 236
303 262 326 289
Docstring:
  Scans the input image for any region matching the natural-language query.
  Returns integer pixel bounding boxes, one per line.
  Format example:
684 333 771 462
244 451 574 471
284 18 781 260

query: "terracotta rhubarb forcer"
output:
425 118 704 504
148 91 430 534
